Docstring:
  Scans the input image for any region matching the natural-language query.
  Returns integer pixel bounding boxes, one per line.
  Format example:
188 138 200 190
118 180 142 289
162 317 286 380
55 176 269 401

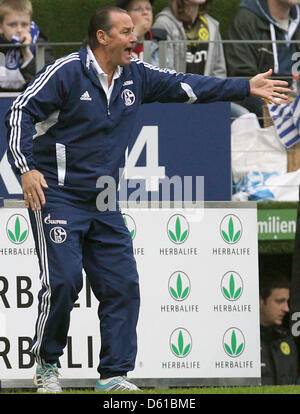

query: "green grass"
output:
2 385 300 394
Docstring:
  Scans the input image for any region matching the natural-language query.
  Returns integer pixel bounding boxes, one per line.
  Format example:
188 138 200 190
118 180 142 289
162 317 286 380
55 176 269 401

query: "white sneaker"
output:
95 376 140 391
33 363 62 393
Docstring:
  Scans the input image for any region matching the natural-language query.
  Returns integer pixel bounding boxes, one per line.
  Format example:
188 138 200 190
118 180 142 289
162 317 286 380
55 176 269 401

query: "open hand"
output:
249 69 291 105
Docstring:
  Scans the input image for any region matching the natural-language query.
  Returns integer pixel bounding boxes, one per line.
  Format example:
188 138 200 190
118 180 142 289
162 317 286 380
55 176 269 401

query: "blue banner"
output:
0 97 231 201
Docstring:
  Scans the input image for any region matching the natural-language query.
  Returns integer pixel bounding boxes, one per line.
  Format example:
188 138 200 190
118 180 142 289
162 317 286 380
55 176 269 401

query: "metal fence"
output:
1 38 297 75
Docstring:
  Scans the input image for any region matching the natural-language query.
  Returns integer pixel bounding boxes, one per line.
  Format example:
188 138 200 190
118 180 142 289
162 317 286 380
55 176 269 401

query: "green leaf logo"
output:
221 271 243 301
223 328 245 358
123 214 136 240
169 272 191 301
167 215 189 244
170 328 192 358
220 215 242 244
6 214 29 244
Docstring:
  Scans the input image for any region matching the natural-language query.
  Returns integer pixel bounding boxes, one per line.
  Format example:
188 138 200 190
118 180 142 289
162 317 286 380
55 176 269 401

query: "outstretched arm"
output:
250 69 291 105
139 62 291 105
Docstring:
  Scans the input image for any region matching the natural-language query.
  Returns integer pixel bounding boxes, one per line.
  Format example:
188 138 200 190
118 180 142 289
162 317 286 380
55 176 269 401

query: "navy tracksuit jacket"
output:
6 46 250 377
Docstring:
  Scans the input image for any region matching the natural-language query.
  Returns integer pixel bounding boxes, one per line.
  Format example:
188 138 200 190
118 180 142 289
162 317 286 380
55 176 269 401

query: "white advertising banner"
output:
0 202 260 387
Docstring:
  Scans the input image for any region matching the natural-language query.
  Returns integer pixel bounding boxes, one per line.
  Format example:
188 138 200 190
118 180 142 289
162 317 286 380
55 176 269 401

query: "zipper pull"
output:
107 106 110 116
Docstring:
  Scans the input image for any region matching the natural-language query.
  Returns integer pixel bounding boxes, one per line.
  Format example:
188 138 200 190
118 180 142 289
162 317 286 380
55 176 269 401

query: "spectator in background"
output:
259 270 299 385
0 0 53 92
226 0 300 123
152 0 249 120
153 0 226 77
116 0 167 66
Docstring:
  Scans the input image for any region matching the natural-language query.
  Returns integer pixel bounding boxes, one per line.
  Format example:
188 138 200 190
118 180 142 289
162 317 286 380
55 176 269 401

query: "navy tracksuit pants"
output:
28 198 140 378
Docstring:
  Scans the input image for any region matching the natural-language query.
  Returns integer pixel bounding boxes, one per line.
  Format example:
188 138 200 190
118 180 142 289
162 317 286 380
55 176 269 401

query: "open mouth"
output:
125 47 133 56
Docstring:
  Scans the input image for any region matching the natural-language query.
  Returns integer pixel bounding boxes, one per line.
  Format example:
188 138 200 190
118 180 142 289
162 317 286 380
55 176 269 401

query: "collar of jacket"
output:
260 324 290 340
78 46 132 91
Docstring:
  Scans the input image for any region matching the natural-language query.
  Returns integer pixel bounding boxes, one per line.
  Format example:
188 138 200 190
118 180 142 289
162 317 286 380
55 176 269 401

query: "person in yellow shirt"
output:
153 0 249 119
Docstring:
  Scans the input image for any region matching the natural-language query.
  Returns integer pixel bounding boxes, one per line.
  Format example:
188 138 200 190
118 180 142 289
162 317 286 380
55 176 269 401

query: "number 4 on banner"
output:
124 126 166 192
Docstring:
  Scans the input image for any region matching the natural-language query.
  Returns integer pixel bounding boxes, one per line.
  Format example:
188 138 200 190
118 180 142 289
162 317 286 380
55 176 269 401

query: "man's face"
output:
103 12 137 66
0 11 31 41
260 288 290 326
127 0 153 28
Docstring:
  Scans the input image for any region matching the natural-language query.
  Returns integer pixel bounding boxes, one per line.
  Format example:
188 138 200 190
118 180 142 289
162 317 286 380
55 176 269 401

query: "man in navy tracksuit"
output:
5 6 290 392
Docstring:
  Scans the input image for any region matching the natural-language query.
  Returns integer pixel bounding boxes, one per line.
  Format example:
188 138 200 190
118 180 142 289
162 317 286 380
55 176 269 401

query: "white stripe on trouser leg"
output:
31 210 51 365
31 210 50 364
34 210 51 364
31 210 45 363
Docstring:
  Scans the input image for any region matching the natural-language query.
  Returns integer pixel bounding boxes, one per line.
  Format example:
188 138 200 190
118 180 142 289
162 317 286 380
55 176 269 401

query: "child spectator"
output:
0 0 53 91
